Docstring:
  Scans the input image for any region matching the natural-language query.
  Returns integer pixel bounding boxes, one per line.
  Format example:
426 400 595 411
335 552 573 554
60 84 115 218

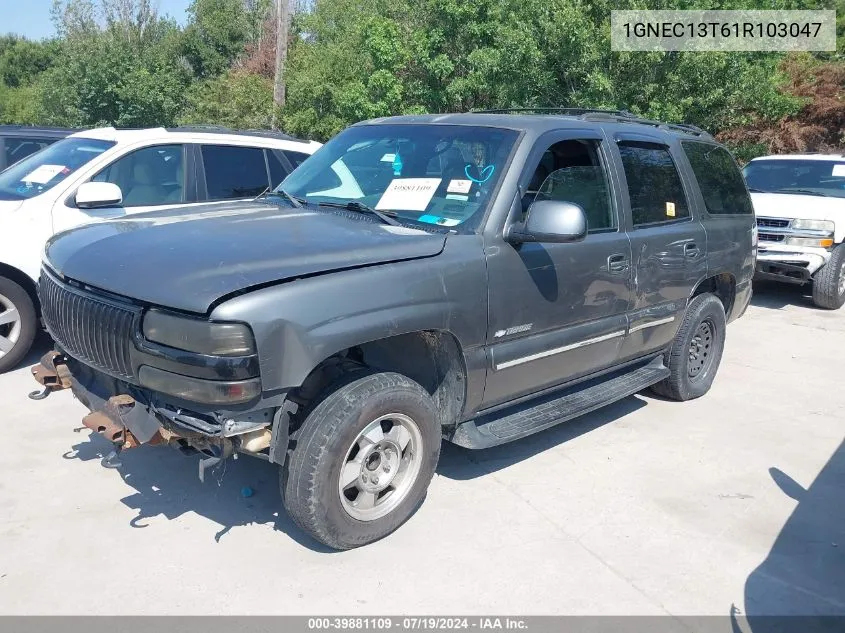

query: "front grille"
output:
39 270 139 380
757 217 790 229
758 232 785 243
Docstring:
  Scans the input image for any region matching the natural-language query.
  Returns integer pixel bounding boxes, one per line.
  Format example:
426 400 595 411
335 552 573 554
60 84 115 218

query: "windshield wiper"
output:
254 188 304 208
318 200 401 226
776 188 828 197
746 187 766 193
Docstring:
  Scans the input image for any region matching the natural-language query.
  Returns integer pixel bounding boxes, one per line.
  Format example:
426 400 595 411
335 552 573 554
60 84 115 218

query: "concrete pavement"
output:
0 282 842 616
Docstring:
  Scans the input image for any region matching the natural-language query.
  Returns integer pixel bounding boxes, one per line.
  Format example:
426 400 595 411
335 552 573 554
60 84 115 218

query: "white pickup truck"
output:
744 154 845 309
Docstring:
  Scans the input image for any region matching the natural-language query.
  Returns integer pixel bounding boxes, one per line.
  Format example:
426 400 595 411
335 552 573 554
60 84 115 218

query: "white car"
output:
744 154 845 309
0 126 322 372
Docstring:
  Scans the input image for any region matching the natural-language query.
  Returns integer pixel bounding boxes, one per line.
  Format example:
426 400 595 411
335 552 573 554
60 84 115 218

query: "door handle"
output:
607 254 630 274
684 243 701 258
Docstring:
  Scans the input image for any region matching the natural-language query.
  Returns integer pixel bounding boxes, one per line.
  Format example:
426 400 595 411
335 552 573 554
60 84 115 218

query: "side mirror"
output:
75 182 123 209
508 200 587 244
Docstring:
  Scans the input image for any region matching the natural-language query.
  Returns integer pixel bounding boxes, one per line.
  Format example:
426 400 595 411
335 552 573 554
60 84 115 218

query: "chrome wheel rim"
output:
688 320 714 380
0 293 21 360
338 413 423 522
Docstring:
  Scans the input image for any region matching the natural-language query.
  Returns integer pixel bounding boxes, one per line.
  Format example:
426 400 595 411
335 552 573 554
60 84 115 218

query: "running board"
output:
449 359 669 449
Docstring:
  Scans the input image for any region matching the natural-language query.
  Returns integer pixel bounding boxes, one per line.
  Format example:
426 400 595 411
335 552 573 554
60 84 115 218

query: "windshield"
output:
0 137 115 201
280 124 519 231
743 159 845 199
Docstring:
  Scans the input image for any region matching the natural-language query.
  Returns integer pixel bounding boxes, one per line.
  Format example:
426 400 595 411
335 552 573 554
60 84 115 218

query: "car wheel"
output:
650 293 726 402
282 371 441 550
0 276 37 374
812 244 845 310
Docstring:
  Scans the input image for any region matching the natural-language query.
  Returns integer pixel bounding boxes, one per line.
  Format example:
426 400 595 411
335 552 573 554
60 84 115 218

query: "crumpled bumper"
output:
27 352 275 477
755 244 831 283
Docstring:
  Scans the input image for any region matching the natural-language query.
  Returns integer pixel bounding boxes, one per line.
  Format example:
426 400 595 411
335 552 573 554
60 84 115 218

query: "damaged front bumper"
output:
29 352 288 480
755 244 831 285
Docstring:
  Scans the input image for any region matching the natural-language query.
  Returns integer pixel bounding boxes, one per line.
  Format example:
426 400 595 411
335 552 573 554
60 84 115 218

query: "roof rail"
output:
476 107 637 118
167 125 303 142
473 107 712 138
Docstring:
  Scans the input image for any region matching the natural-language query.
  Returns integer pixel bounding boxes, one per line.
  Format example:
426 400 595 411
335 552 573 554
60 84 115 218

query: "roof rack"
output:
473 107 711 138
167 125 305 142
477 107 637 117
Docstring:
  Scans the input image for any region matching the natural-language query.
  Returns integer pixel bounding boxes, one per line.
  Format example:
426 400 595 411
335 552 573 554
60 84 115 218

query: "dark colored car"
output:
0 125 75 171
29 110 756 549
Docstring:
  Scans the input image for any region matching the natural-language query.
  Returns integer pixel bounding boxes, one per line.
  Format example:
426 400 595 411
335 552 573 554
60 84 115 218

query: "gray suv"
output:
29 110 756 549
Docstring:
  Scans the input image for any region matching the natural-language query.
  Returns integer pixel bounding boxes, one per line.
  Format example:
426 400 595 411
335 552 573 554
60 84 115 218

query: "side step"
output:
450 358 670 449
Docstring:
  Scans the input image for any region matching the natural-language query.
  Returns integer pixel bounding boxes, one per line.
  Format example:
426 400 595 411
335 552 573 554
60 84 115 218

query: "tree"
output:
39 0 191 127
180 69 275 128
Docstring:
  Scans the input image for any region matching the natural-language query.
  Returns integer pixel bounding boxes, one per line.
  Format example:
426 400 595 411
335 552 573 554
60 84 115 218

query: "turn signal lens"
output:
139 366 261 405
784 237 834 248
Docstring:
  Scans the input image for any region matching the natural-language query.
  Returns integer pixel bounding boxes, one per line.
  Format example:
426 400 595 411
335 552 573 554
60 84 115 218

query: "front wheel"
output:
0 276 37 374
282 371 441 550
650 293 726 402
812 244 845 310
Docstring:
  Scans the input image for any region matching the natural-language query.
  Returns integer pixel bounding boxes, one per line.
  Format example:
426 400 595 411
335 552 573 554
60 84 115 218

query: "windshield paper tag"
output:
447 179 472 194
376 178 441 211
832 164 845 177
21 164 66 184
380 153 396 163
666 201 676 217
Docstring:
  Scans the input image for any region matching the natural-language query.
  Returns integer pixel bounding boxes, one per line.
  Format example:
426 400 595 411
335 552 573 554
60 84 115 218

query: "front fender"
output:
210 235 488 392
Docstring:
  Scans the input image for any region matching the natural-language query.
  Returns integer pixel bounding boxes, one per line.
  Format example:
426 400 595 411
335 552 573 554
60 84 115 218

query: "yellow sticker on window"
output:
666 201 676 217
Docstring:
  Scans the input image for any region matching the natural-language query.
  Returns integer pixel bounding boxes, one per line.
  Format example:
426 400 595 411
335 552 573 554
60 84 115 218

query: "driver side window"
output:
92 144 185 207
523 140 616 232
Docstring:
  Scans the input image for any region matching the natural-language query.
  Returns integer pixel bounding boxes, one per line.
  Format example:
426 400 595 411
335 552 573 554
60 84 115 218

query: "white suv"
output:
744 154 845 309
0 126 321 372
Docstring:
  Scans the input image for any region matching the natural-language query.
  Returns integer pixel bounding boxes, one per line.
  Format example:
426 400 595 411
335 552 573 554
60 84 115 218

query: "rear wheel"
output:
651 293 726 401
282 371 441 550
0 276 37 374
812 244 845 310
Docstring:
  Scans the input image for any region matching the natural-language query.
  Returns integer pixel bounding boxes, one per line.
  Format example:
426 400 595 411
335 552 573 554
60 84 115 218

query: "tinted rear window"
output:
201 145 269 200
682 142 753 215
618 142 689 226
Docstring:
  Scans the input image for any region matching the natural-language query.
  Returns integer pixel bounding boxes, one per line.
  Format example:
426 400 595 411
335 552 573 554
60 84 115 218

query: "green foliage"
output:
180 0 271 79
0 0 839 151
282 0 809 140
37 0 191 127
0 36 60 88
180 70 275 128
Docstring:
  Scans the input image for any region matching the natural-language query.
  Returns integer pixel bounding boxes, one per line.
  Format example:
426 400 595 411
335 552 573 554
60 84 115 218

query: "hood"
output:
750 192 845 222
45 201 447 313
0 200 23 214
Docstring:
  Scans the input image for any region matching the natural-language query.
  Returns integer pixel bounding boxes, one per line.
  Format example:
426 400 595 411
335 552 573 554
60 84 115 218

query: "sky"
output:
1 0 194 40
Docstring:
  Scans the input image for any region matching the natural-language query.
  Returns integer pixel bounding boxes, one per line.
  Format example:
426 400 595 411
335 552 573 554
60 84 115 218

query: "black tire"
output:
812 244 845 310
0 276 37 374
283 371 441 550
650 293 726 402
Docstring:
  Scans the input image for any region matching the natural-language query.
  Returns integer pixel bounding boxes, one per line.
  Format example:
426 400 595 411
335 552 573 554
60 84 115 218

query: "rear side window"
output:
201 145 269 200
682 142 753 215
618 142 689 226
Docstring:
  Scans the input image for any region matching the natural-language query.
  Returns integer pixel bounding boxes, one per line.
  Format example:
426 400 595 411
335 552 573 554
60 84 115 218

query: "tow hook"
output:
28 352 72 400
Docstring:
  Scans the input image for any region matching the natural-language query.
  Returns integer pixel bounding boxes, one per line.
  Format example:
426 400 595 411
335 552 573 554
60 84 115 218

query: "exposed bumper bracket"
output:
28 352 72 400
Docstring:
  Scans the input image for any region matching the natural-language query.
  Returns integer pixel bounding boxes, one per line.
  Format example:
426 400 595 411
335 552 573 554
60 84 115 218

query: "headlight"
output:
791 219 834 233
143 309 255 356
783 237 835 248
139 366 261 404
